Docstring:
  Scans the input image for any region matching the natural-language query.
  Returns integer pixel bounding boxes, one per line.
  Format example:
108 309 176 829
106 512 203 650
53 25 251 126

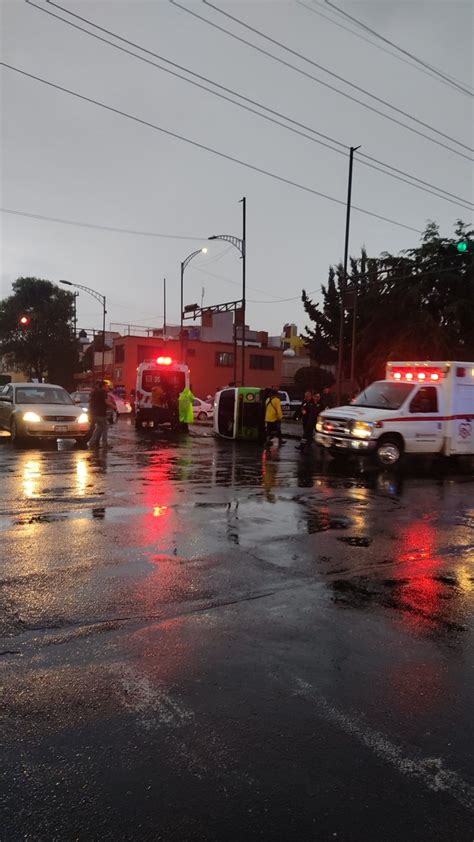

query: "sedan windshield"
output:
352 381 414 410
15 387 74 405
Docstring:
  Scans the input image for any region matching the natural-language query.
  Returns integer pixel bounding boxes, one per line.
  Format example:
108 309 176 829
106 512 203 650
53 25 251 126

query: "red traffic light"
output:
19 315 30 326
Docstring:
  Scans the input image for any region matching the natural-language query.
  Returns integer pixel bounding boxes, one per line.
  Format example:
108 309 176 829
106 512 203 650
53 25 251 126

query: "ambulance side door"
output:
406 385 443 453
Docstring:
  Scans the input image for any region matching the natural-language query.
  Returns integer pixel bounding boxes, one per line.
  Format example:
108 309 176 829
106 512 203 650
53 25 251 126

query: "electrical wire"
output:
297 1 474 98
1 206 207 241
0 62 424 234
323 0 474 98
203 0 472 149
171 0 473 161
192 263 287 300
27 0 472 210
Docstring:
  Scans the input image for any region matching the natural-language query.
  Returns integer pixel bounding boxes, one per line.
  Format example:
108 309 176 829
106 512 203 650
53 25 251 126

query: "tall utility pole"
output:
163 277 167 338
240 196 247 387
336 146 360 405
72 292 78 339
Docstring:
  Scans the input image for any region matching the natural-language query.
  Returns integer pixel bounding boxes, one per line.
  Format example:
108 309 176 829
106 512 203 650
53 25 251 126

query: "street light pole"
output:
336 145 360 405
240 196 246 387
180 248 208 363
209 197 246 385
59 280 107 381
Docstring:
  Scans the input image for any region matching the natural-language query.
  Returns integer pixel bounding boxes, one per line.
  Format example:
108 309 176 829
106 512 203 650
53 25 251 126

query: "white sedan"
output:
193 397 214 421
0 383 90 446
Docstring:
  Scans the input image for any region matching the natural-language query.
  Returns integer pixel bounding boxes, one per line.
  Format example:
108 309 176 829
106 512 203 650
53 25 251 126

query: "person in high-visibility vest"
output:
265 389 284 446
178 386 195 431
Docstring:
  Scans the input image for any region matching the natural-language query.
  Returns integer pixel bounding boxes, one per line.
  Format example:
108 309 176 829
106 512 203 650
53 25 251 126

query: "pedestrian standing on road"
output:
178 386 195 432
298 390 318 449
88 381 113 449
265 389 284 447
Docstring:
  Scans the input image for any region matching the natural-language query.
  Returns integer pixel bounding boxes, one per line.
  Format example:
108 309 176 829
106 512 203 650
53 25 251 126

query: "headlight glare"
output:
23 411 41 423
351 421 373 439
77 413 89 424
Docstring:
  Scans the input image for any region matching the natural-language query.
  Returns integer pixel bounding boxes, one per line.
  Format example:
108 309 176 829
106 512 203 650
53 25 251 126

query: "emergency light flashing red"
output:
391 368 443 382
156 356 172 365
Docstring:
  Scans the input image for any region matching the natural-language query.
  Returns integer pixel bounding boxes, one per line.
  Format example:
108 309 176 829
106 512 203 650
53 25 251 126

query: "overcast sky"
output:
1 0 473 336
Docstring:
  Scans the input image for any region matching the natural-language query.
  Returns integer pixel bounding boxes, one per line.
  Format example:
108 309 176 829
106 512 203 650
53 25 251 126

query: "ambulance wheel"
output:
375 435 403 468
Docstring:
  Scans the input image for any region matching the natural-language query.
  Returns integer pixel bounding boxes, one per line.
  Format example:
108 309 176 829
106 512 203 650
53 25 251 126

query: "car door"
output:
406 385 443 453
0 384 14 429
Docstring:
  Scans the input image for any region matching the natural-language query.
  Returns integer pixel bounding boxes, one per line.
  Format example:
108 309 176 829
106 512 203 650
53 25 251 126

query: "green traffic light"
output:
456 240 468 253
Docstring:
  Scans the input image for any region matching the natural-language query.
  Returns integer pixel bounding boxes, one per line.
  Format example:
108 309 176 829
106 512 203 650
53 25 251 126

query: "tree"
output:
302 221 474 385
0 278 77 386
294 366 335 393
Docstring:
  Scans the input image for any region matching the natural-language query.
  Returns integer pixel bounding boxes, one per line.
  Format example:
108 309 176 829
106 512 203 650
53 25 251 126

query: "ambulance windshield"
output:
352 381 414 410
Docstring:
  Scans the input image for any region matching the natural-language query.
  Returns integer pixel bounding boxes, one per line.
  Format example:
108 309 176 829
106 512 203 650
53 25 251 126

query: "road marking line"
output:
294 678 474 812
117 664 194 731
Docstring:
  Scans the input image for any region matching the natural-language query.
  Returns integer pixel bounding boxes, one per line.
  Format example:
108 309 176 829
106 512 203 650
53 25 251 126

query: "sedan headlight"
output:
351 421 373 439
316 420 323 432
77 412 89 424
23 411 42 423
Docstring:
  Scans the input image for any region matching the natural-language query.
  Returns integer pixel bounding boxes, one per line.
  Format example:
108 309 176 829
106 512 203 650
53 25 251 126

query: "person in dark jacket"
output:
88 381 113 449
298 390 318 449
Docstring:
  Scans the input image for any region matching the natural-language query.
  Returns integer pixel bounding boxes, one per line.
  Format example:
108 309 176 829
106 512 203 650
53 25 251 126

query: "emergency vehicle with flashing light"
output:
316 361 474 466
134 357 189 429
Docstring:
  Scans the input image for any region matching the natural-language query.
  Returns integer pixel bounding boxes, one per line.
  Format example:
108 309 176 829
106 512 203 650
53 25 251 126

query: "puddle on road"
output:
337 536 372 547
330 575 469 637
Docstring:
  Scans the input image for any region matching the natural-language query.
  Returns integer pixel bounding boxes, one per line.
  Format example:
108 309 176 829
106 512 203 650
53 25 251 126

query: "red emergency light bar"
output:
390 367 443 382
156 356 172 365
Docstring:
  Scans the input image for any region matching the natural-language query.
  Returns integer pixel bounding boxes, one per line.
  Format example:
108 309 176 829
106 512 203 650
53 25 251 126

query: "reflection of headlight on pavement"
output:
23 411 41 423
77 413 89 423
351 421 373 438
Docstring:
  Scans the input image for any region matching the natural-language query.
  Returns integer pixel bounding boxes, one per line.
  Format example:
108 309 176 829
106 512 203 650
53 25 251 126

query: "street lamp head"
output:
208 235 217 241
59 279 72 286
201 247 208 254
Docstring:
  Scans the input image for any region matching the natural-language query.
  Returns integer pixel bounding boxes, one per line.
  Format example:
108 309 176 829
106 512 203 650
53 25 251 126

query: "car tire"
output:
197 411 207 421
375 435 403 468
10 417 25 447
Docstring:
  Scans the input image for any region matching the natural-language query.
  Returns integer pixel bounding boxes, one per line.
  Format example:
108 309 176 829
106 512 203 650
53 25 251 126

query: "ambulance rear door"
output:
449 383 474 455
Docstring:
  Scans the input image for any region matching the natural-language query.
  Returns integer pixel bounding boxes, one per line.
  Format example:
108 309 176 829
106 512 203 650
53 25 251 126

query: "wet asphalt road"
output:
1 419 473 841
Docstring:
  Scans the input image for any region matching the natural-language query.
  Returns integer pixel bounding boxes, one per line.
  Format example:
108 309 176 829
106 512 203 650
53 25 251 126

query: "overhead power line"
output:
1 206 207 240
171 0 473 161
0 62 424 234
201 0 473 153
324 0 474 98
296 0 472 95
27 0 472 211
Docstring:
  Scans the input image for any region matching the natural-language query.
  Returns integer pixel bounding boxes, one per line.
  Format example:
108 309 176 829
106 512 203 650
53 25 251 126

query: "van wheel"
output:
375 436 403 467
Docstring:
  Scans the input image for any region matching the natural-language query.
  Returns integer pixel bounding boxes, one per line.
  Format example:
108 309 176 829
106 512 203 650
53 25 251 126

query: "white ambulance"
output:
134 357 189 428
316 361 474 467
